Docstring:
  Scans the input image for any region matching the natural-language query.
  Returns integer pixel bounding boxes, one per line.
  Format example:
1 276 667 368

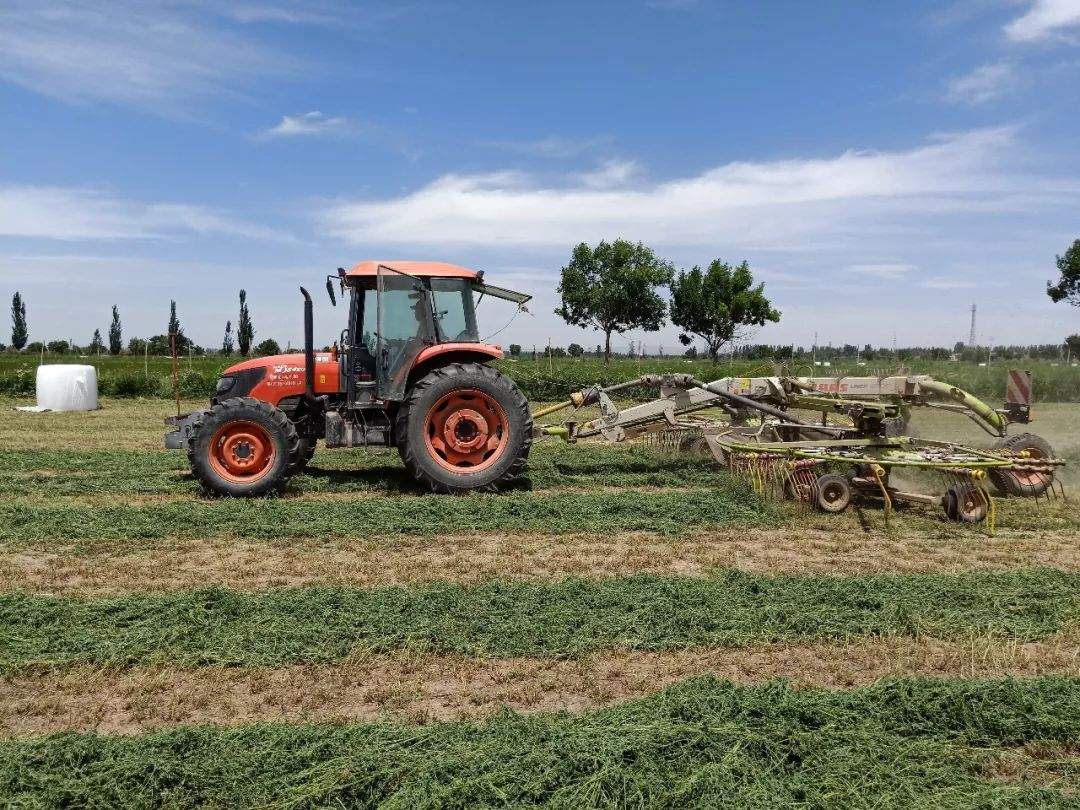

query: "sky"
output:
1 0 1079 354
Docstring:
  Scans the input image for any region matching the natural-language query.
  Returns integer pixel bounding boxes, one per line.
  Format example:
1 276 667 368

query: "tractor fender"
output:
406 344 503 389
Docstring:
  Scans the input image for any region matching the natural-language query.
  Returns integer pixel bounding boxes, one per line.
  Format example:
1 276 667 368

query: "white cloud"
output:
1005 0 1080 42
578 160 641 189
320 128 1061 248
485 136 610 159
0 0 296 110
0 185 288 242
920 276 978 289
213 2 344 25
645 0 701 8
260 111 352 139
945 62 1018 104
848 263 915 280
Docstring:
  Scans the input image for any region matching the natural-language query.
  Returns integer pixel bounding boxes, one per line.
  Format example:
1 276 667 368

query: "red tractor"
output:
166 262 534 495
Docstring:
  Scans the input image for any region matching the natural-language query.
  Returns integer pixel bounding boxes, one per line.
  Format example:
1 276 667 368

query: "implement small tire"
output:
812 474 852 514
187 397 297 497
943 482 987 524
988 432 1055 498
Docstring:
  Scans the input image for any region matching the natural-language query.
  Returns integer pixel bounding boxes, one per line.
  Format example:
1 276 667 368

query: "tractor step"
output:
164 412 199 450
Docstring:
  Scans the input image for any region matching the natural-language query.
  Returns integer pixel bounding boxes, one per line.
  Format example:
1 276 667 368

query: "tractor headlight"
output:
215 376 235 393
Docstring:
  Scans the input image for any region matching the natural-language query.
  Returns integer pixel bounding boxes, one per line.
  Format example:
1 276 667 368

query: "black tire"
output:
942 482 987 523
812 474 852 513
988 433 1055 497
187 397 297 497
678 433 709 458
288 436 317 475
396 362 532 493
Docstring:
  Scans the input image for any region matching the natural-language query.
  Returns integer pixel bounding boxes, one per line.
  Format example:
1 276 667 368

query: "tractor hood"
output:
223 352 332 376
218 352 341 405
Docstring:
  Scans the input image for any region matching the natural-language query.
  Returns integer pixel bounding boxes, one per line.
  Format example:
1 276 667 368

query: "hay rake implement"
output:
533 371 1065 532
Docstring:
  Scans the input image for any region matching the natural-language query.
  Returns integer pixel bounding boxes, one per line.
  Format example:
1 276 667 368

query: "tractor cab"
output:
335 262 529 406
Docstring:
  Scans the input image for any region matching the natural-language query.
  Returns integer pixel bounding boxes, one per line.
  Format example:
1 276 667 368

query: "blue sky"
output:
1 0 1079 353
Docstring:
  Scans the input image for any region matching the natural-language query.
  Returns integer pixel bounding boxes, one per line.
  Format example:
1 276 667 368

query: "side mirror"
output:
325 277 337 306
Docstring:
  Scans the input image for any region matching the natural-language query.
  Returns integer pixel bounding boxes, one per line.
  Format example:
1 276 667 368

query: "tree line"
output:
5 237 1078 361
3 289 279 358
546 235 1080 364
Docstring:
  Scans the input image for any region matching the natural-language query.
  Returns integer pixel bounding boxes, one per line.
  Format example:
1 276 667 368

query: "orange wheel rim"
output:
1009 447 1051 491
1011 469 1051 489
208 421 276 483
423 389 509 473
958 489 983 519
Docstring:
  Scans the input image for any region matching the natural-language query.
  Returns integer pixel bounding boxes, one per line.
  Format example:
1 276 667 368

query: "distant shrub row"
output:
0 369 218 399
1 355 1078 401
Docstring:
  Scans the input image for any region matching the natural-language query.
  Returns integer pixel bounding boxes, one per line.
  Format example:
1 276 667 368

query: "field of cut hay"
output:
1 397 1079 805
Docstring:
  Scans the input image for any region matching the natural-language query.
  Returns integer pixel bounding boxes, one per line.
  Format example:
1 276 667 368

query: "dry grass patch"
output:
0 398 206 452
5 527 1080 596
2 632 1077 735
982 743 1080 795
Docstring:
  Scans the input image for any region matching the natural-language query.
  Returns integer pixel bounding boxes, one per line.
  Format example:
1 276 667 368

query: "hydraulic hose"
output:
916 379 1005 435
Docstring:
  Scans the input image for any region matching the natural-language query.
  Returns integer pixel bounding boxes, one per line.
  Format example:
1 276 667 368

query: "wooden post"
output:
170 332 180 418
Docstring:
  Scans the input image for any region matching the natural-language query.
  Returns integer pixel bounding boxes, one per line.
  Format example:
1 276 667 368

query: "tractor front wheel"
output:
396 363 532 493
187 397 297 497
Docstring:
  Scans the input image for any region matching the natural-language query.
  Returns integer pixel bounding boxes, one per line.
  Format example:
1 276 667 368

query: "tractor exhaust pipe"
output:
300 286 317 405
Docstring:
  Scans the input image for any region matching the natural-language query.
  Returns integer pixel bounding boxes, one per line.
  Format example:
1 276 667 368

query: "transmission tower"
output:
968 304 977 346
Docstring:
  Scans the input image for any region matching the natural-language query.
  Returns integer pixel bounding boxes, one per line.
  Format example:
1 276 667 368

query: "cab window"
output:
429 278 479 342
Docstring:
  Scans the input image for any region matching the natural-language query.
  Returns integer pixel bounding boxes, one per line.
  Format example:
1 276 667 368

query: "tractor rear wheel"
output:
988 433 1055 497
187 397 297 497
396 362 532 493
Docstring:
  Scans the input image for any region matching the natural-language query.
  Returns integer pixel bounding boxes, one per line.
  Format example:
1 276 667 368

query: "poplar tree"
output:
222 320 234 356
238 290 254 357
108 306 122 355
10 292 27 350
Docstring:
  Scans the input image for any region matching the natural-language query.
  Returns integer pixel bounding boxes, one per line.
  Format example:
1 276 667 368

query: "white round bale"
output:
35 364 99 411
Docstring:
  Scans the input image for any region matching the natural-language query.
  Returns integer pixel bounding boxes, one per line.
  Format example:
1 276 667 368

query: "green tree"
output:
89 329 105 355
1066 334 1080 359
254 337 281 356
238 289 255 357
508 343 522 357
127 337 147 355
222 320 234 356
47 340 69 354
567 342 585 357
10 292 27 351
669 259 780 363
165 301 192 353
1047 238 1080 306
147 335 171 355
108 306 122 355
555 240 673 364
